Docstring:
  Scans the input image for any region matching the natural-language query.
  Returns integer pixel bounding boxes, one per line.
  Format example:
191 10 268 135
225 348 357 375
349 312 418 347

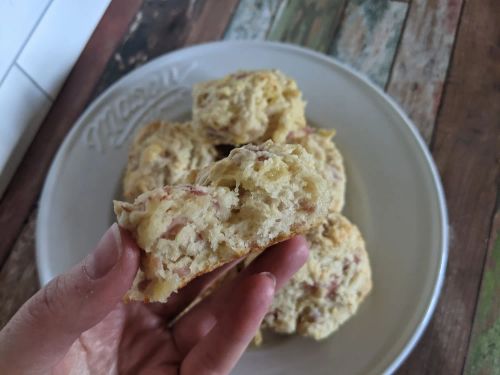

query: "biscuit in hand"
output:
114 141 332 302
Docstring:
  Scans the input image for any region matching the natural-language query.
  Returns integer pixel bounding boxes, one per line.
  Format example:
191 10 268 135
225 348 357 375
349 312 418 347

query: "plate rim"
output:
36 40 449 375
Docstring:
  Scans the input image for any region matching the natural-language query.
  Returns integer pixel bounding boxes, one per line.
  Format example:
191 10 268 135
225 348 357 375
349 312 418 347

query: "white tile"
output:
0 0 52 82
0 66 52 198
17 0 111 98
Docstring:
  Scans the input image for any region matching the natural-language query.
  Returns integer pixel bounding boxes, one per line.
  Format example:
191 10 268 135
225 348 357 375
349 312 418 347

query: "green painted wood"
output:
224 0 283 40
268 0 347 52
330 0 408 87
464 209 500 375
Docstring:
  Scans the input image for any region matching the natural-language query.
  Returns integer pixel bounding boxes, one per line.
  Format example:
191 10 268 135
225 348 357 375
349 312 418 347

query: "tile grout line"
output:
14 63 53 101
0 0 55 87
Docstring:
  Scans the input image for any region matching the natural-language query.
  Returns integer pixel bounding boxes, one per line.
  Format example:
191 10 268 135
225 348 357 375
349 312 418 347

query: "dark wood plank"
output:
184 0 240 45
92 0 193 97
0 0 144 269
93 0 239 96
387 0 464 142
330 0 408 87
0 212 38 329
268 0 347 53
464 201 500 374
396 0 500 373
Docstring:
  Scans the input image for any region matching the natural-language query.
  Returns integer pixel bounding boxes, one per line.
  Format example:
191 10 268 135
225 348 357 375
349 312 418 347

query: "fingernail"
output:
85 223 122 279
259 272 276 291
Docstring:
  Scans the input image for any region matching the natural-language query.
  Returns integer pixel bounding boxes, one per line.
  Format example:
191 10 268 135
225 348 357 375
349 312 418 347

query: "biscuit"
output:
286 127 346 212
114 141 332 302
260 213 372 340
192 70 306 145
122 121 217 201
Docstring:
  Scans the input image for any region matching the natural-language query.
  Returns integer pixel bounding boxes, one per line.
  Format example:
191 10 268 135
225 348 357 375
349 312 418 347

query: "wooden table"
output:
1 1 498 373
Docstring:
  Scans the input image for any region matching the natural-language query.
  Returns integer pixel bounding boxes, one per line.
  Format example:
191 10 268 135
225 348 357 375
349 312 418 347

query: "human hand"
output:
0 224 308 374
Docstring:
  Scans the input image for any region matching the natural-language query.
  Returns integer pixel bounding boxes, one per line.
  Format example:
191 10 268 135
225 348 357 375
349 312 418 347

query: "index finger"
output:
172 236 309 355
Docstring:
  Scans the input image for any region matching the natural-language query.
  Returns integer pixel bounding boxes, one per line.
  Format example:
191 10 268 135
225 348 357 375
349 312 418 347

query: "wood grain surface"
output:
268 0 347 52
225 0 282 40
465 209 500 375
460 3 500 373
330 0 408 87
94 0 239 96
184 0 240 45
0 212 38 329
2 0 500 373
396 0 500 372
387 0 464 142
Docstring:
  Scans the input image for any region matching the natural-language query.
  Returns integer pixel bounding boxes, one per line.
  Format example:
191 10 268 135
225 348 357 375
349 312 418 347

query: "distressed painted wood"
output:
464 208 500 375
396 0 500 373
93 0 192 95
387 0 463 142
225 0 282 40
268 0 347 52
330 0 408 87
0 212 38 329
94 0 239 96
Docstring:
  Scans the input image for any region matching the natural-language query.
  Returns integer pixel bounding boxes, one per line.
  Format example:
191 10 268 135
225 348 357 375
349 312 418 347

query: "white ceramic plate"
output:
37 41 448 375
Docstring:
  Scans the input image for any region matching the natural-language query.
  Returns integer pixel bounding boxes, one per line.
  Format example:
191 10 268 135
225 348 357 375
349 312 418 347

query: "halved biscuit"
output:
115 141 332 302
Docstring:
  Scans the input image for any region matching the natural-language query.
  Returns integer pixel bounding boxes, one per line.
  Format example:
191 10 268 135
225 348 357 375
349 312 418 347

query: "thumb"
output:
0 223 139 373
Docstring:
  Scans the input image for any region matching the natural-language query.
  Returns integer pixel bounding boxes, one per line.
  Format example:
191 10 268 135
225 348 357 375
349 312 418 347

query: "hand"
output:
0 224 308 374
